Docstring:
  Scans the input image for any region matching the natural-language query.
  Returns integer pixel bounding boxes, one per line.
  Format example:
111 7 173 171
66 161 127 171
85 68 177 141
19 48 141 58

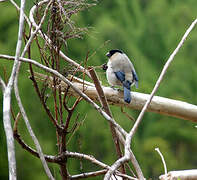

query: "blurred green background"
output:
0 0 197 179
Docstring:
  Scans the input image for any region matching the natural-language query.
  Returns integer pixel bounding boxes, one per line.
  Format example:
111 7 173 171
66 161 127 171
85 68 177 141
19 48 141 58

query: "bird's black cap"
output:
106 49 123 58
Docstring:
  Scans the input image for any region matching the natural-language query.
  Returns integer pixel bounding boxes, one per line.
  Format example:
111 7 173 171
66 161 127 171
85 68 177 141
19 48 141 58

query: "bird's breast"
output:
106 62 122 86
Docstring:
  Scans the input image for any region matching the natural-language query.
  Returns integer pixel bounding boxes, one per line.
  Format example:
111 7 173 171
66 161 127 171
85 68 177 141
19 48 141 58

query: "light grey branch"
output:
70 170 137 180
12 1 55 179
2 0 27 179
14 84 55 180
1 53 197 122
159 169 197 180
10 0 31 26
64 151 136 180
0 0 8 2
22 68 197 123
3 92 17 180
70 170 107 179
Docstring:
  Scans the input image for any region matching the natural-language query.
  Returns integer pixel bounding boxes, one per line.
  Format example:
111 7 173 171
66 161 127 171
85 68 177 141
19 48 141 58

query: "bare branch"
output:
160 169 197 180
155 148 167 175
70 170 107 179
14 84 55 180
2 54 197 120
24 67 197 123
70 170 137 180
1 53 197 122
88 67 126 174
21 0 53 58
0 76 6 92
2 0 27 179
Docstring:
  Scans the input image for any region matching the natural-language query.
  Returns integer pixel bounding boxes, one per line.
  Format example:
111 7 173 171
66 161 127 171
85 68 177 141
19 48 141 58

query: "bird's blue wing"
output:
132 70 138 88
114 71 125 83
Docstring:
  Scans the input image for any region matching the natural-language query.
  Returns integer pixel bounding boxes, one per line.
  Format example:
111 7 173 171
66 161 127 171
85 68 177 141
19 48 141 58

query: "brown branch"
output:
14 129 137 180
88 67 126 175
121 107 135 122
29 65 60 130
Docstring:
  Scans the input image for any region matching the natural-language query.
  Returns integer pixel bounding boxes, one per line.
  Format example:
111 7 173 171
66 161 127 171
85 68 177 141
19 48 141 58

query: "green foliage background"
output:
0 0 197 179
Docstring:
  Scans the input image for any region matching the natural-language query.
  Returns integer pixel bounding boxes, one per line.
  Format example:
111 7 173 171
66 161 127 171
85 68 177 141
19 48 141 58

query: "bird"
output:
105 49 138 103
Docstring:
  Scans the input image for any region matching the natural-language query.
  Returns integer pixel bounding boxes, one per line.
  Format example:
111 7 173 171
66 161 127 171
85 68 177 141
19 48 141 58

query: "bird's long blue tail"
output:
114 71 132 103
123 81 131 103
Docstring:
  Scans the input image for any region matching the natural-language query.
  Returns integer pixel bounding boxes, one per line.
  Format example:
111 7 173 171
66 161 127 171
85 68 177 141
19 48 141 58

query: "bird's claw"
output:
111 86 121 91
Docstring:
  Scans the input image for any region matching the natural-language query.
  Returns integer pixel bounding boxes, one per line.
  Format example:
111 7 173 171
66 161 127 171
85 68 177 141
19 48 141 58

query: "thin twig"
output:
155 148 167 175
21 0 53 58
70 169 137 180
13 112 21 133
29 0 90 76
66 114 86 145
70 169 107 179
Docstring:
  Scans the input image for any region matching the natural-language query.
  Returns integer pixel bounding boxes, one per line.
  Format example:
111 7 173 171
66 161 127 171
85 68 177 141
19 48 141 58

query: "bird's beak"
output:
106 52 110 58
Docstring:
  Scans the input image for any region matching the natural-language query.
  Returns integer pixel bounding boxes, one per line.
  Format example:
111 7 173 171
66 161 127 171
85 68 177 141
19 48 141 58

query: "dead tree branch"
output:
160 170 197 180
1 0 27 179
2 54 197 123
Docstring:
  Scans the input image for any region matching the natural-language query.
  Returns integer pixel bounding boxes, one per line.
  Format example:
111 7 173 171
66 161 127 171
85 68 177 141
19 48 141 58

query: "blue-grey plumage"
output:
106 49 138 103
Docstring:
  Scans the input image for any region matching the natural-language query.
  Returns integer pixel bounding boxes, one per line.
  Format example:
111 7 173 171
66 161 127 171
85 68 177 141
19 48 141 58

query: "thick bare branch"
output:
2 54 197 122
25 68 197 123
1 53 197 127
160 170 197 180
2 0 27 179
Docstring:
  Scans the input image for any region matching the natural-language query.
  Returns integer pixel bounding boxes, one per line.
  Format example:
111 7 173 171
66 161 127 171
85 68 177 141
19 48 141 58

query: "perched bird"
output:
105 49 138 103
